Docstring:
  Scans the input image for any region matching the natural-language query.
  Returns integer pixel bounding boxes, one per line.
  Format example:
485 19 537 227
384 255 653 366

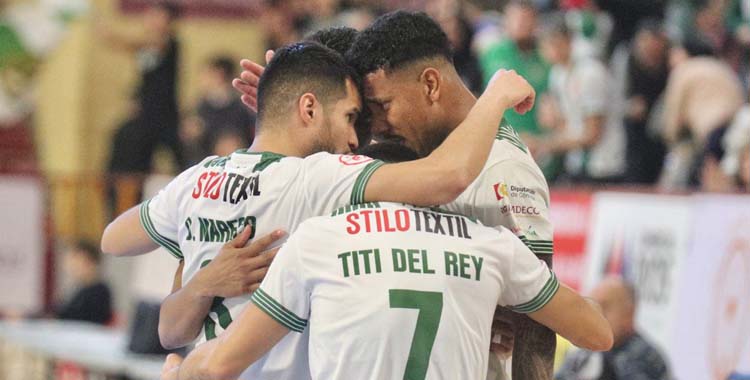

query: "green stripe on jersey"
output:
349 160 386 205
139 200 183 259
495 120 528 153
510 271 560 313
517 235 554 256
251 288 307 333
253 152 285 172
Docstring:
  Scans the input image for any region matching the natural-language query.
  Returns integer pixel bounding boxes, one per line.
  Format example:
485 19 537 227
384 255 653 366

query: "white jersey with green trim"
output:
443 122 554 258
139 149 384 380
252 202 557 380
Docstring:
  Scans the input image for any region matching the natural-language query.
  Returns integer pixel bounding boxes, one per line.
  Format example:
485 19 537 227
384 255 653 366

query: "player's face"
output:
317 78 361 154
364 69 445 157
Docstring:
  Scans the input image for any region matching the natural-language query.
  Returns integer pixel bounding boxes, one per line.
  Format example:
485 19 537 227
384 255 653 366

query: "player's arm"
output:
499 237 612 353
527 286 613 351
173 304 290 380
101 205 159 256
158 228 283 349
102 163 202 258
362 70 536 206
169 228 311 380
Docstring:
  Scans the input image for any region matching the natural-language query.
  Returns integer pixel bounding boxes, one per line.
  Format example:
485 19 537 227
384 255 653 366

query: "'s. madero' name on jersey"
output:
191 171 261 204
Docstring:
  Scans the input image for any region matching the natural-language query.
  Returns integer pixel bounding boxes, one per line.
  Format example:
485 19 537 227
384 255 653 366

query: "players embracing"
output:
102 10 611 380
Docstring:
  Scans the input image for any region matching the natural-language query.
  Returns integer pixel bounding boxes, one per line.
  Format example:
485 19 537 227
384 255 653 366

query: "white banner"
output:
582 192 692 354
0 177 45 313
671 195 750 380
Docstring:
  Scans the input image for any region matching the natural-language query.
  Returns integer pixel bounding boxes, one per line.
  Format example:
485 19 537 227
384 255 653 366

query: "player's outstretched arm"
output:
173 302 290 380
363 69 535 206
101 205 159 256
528 285 613 352
158 228 282 349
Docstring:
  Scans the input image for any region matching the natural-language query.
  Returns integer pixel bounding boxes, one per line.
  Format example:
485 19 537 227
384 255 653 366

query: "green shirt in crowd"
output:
479 39 550 136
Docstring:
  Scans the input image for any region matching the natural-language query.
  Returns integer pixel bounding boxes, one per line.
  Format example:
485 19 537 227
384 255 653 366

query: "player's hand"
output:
485 69 536 115
160 353 183 380
490 307 515 360
195 226 285 299
232 50 274 112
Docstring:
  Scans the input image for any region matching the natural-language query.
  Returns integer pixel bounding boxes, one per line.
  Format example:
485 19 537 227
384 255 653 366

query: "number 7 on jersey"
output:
389 289 443 380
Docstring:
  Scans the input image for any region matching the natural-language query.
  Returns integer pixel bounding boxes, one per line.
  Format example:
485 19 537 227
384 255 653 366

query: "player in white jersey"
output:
235 12 556 378
163 202 613 380
102 42 536 379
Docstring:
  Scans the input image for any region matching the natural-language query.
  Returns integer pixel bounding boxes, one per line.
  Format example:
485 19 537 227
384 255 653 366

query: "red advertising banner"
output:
549 190 592 291
119 0 262 18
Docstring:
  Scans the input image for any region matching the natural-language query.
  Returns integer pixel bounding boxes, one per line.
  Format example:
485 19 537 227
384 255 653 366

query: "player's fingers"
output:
246 266 269 284
238 229 285 257
232 78 254 94
241 95 258 112
248 283 261 293
240 70 261 86
265 49 275 64
261 247 280 264
240 58 266 76
226 225 253 249
162 353 183 375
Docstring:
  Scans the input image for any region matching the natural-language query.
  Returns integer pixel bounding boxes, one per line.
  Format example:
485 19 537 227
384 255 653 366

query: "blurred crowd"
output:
105 0 750 194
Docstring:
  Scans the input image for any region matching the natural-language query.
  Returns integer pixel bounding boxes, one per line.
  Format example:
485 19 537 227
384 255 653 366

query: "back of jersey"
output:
253 202 558 380
141 150 386 379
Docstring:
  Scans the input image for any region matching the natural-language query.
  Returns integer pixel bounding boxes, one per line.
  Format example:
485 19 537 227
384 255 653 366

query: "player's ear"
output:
298 93 318 126
419 67 441 103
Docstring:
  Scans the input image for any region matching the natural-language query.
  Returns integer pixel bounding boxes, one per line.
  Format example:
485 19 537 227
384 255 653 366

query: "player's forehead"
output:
338 78 362 110
364 69 401 102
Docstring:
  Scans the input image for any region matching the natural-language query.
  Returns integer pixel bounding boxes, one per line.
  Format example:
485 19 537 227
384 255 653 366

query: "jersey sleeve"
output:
497 235 559 313
300 152 385 215
139 160 210 259
470 160 554 258
250 231 310 333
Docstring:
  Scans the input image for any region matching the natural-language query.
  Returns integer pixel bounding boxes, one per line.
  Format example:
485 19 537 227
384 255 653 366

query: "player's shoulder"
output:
480 141 548 190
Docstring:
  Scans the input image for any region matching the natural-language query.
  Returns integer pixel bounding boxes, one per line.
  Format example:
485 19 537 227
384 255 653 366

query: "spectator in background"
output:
196 56 256 163
178 112 207 167
594 0 667 56
99 2 182 170
555 276 671 380
536 20 625 183
660 36 744 188
427 0 484 94
561 0 614 60
617 21 670 184
693 0 730 53
56 240 113 325
479 0 550 137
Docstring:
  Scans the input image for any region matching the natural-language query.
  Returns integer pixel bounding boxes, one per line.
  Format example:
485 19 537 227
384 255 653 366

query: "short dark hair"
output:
304 27 359 57
347 11 453 76
304 27 371 144
70 239 102 264
256 42 362 125
355 141 419 163
208 56 235 80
